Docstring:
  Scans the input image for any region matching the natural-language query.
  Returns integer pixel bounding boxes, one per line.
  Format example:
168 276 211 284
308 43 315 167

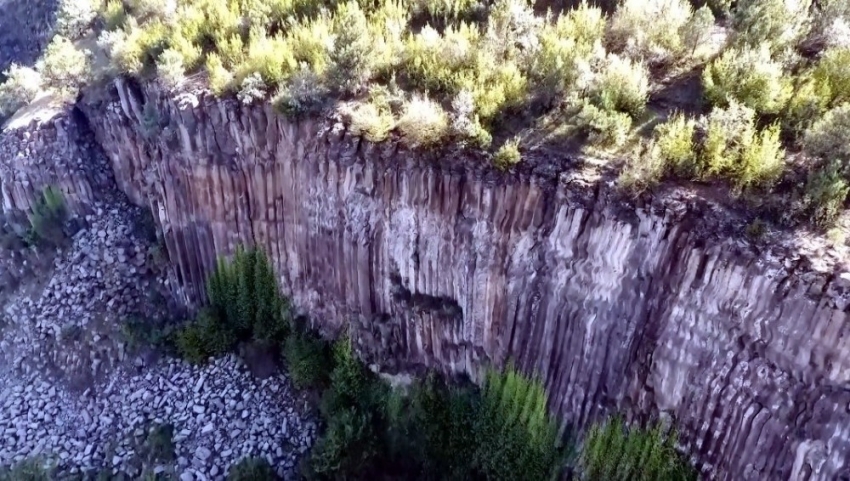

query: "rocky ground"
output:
0 197 317 479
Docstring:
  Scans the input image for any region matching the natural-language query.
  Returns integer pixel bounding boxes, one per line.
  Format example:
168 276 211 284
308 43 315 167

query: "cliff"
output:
2 78 848 479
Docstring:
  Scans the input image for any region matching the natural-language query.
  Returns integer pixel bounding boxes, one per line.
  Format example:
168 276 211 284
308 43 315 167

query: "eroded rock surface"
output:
0 106 316 479
72 80 850 480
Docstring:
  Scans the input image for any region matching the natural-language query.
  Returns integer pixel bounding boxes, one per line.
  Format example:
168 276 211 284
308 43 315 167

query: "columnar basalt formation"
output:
4 78 844 480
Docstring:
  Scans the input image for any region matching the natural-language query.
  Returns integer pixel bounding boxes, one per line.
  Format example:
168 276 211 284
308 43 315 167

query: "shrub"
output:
654 113 697 173
814 0 850 49
126 0 177 23
0 65 42 118
142 423 175 463
580 417 695 481
206 54 233 96
470 60 529 122
369 0 409 74
804 103 850 165
328 2 373 94
101 0 127 31
396 95 450 147
590 54 649 117
110 20 169 75
237 72 268 105
700 102 784 188
485 0 542 65
27 186 67 247
38 36 92 95
530 4 606 95
736 123 785 188
472 366 564 480
237 30 296 87
733 0 812 51
286 15 334 75
608 0 693 62
402 24 480 94
702 45 792 115
227 457 280 481
450 90 493 148
345 100 395 142
493 138 522 169
156 48 186 90
274 66 329 116
576 101 633 148
805 163 849 227
175 309 235 364
784 75 832 137
207 247 289 342
56 0 98 39
619 141 668 193
812 47 850 106
0 458 53 481
283 325 333 390
680 5 715 57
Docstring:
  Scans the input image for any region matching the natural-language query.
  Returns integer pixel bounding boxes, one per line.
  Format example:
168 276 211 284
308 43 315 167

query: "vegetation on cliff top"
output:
2 0 848 230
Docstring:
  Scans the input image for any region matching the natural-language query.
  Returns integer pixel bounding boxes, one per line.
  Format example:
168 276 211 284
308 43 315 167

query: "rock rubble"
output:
0 196 316 479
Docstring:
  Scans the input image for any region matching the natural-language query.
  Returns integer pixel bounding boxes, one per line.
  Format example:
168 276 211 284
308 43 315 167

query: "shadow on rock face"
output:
0 0 59 74
239 341 281 379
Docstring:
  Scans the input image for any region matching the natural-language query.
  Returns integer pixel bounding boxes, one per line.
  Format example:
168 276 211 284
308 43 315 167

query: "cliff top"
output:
1 0 849 276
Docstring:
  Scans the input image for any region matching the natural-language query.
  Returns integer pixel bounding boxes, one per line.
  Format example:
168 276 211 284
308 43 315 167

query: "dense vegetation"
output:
1 0 849 229
144 248 692 480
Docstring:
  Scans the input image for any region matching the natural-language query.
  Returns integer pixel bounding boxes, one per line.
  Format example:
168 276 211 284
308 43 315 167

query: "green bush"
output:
0 64 42 118
237 72 269 105
396 95 450 147
702 45 792 115
205 247 289 342
812 47 850 107
804 103 850 166
591 54 649 117
608 0 693 61
156 48 186 90
576 101 633 148
681 6 715 57
328 2 373 94
274 66 329 116
493 138 522 170
38 36 92 95
345 100 396 142
101 0 127 31
206 54 233 96
27 186 68 247
472 366 564 480
619 141 667 193
0 458 54 481
804 163 849 227
732 0 812 51
227 457 280 481
654 113 697 174
283 323 333 390
579 416 695 481
699 102 784 188
56 0 98 39
175 308 235 364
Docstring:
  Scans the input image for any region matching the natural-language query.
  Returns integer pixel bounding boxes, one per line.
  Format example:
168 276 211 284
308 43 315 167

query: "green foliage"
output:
227 457 280 481
608 0 694 61
654 113 697 174
284 319 333 390
274 66 330 116
494 138 522 170
812 47 850 107
175 308 235 364
472 366 564 480
345 100 396 142
681 6 715 57
396 95 449 147
0 64 42 118
804 163 849 227
732 0 812 52
590 54 649 117
38 36 92 95
328 2 373 94
101 0 127 31
27 186 68 247
0 458 53 481
699 102 784 189
576 101 633 148
120 316 178 352
804 103 850 166
142 423 176 463
206 247 289 342
579 416 695 481
56 0 98 39
702 45 792 115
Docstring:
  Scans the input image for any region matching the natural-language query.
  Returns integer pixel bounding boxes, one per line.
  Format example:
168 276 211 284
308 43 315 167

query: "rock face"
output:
5 79 842 479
